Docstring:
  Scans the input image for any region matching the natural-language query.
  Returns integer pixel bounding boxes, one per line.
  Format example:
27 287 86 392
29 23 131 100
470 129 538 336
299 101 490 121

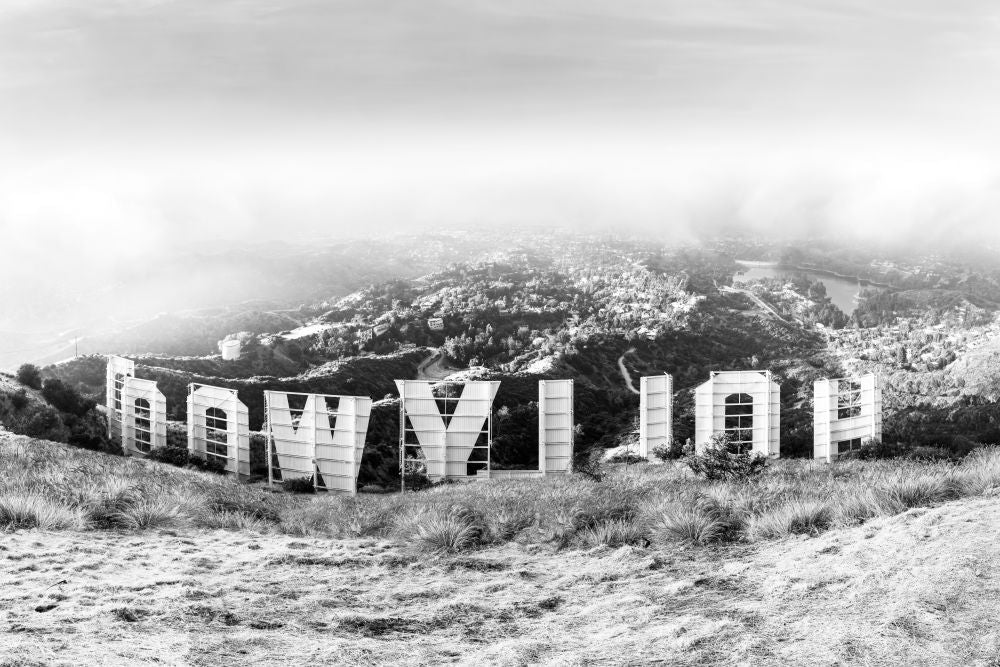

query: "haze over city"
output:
4 0 1000 333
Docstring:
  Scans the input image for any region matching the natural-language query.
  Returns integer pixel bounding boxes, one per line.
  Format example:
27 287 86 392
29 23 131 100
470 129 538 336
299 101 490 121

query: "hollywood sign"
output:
106 357 883 493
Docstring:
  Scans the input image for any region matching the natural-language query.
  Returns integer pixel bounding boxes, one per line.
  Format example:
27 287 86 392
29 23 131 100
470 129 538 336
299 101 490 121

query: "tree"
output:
686 432 767 481
16 363 42 390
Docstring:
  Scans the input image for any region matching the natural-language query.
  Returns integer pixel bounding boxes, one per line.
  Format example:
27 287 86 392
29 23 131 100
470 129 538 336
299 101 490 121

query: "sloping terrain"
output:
2 490 998 665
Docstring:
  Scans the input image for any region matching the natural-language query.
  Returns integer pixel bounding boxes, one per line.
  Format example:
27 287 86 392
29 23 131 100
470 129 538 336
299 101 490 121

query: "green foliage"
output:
188 456 228 475
41 378 94 417
573 448 606 482
607 453 646 465
282 476 316 494
651 440 684 461
10 389 28 411
845 438 904 460
149 446 191 467
16 364 42 390
249 433 268 476
686 433 767 481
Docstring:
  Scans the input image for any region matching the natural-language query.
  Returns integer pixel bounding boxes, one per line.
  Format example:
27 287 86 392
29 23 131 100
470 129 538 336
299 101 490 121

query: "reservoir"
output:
733 261 870 315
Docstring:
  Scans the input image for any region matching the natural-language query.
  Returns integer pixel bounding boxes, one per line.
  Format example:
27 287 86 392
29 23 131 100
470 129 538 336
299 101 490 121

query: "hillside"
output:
26 231 1000 473
1 433 998 665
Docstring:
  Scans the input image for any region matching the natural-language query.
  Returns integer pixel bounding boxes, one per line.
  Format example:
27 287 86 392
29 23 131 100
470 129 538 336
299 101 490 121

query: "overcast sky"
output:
3 0 1000 278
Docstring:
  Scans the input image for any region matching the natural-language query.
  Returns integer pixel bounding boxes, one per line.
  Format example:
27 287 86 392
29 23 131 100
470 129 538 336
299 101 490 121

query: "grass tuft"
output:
746 499 834 541
0 493 85 530
404 506 486 554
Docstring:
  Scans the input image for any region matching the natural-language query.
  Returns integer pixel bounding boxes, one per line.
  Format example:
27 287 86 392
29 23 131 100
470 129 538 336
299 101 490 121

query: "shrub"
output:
282 476 316 494
249 433 268 476
574 449 606 482
651 440 684 462
607 453 646 465
149 446 191 467
41 378 93 417
10 389 28 411
16 364 42 390
401 462 433 491
686 433 767 481
188 455 227 475
850 438 905 460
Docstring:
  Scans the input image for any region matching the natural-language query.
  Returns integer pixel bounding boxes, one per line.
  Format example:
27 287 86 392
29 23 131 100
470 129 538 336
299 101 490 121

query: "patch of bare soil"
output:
2 494 999 666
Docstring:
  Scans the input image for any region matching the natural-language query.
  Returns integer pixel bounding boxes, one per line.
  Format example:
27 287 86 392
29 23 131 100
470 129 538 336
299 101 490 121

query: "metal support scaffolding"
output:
264 390 372 495
396 380 499 491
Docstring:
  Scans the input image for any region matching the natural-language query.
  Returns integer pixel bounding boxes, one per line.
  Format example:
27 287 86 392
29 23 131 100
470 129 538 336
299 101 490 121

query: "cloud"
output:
2 0 1000 293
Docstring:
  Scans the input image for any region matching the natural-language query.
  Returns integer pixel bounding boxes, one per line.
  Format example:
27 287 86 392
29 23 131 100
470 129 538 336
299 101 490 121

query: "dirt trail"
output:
617 348 640 395
3 494 999 665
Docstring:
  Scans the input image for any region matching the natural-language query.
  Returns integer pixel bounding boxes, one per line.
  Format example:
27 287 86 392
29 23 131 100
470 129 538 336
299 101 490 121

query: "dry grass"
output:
3 432 1000 664
3 433 1000 553
2 494 999 665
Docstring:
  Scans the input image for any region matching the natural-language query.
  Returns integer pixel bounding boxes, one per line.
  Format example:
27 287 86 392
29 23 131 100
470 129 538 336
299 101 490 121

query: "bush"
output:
249 433 268 476
188 455 228 475
574 448 606 482
10 389 28 411
283 476 316 494
607 453 646 465
686 433 767 481
651 440 684 462
149 446 191 467
41 378 93 417
16 364 42 390
849 438 905 460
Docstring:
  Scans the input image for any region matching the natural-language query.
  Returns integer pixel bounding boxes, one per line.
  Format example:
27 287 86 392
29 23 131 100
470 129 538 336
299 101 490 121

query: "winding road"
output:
415 348 453 380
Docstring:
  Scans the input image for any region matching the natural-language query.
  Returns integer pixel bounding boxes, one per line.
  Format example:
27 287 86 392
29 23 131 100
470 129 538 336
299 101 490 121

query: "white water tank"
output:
220 339 241 361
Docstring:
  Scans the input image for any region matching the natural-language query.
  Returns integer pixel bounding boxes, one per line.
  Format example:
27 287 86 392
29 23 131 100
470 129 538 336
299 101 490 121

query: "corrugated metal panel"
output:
475 469 544 479
314 395 373 494
120 377 166 457
265 392 318 482
186 384 250 476
693 371 781 457
395 381 447 480
539 379 574 474
395 380 499 481
105 356 134 441
264 391 373 495
638 374 673 459
444 382 499 479
813 373 882 462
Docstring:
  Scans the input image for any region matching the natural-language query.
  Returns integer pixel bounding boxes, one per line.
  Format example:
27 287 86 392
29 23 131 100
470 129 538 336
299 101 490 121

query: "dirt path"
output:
618 347 640 395
3 494 999 665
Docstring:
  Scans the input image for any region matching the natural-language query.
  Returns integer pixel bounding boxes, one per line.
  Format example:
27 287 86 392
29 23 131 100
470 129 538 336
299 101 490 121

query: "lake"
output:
733 261 868 314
